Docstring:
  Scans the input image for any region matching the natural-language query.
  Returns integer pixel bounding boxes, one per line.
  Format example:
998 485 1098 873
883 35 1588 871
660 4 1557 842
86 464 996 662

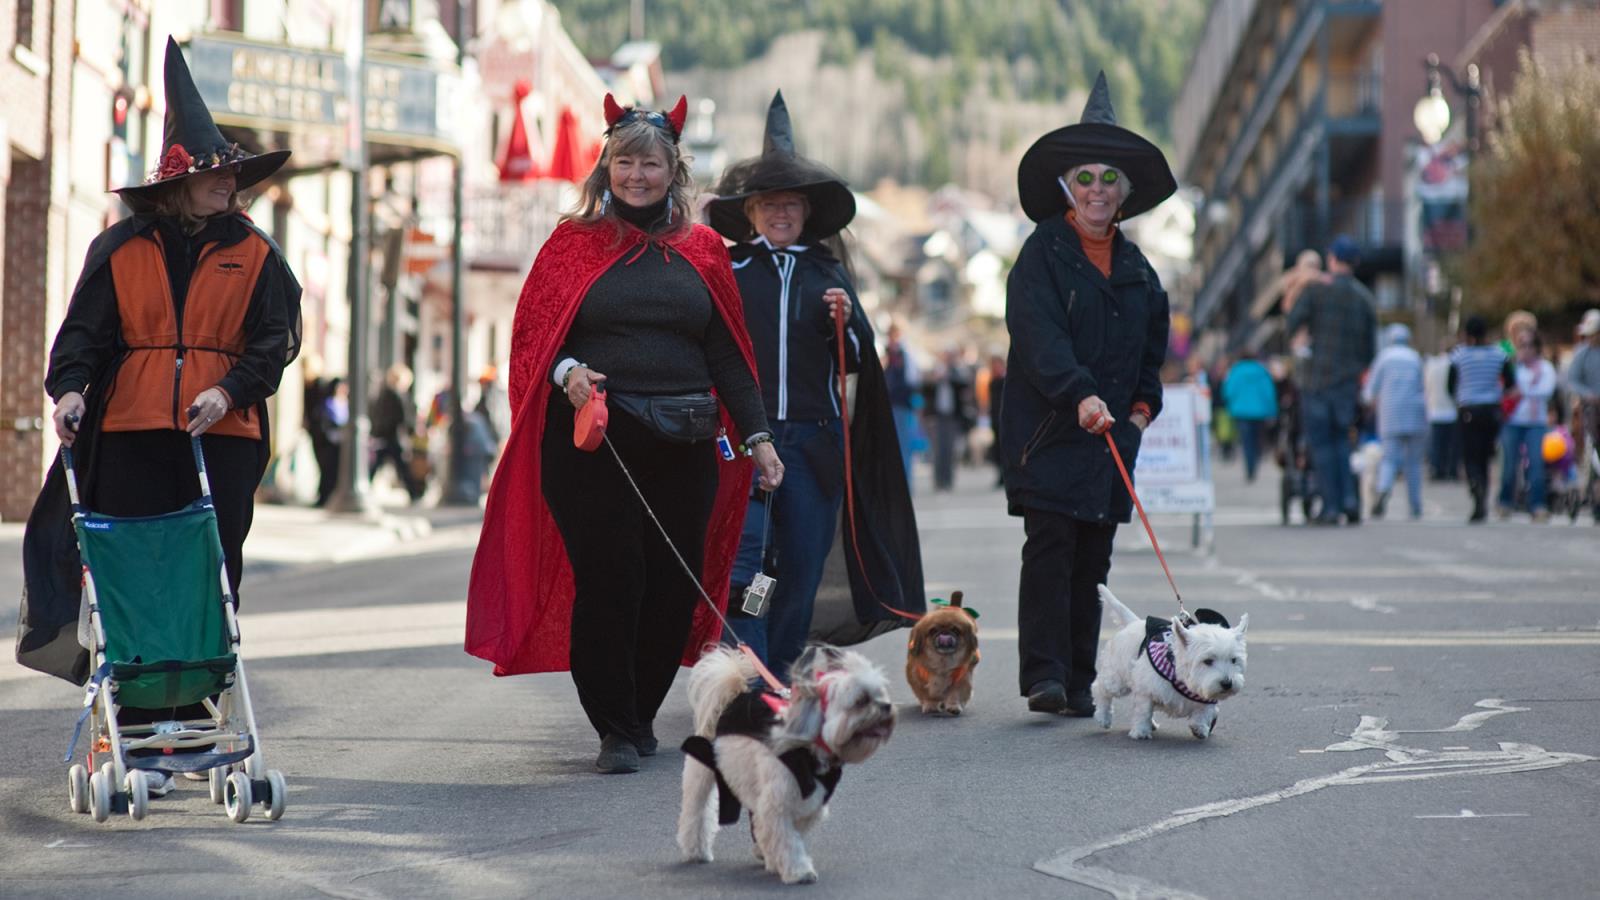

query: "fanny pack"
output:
608 391 720 443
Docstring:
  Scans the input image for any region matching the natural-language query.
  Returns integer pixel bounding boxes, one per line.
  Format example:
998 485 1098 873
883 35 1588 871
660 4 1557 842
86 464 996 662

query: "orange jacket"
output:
101 230 271 439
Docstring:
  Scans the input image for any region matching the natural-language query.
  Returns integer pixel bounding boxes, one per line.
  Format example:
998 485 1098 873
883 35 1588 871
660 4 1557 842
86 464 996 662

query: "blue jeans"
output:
1236 417 1265 481
1302 384 1360 518
891 405 917 491
726 419 845 681
1378 433 1425 516
1498 423 1548 512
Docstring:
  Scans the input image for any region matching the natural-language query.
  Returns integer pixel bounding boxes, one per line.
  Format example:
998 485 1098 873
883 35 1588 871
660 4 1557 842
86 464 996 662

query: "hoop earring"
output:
601 189 612 215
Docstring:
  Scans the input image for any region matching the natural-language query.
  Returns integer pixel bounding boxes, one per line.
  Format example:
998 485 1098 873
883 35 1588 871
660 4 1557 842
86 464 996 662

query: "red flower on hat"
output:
157 144 194 179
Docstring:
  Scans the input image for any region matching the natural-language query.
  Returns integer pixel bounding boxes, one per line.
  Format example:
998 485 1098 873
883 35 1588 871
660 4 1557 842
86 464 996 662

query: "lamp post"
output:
1410 53 1481 343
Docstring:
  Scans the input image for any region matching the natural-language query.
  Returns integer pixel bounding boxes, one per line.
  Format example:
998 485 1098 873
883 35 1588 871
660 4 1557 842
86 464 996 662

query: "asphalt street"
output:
2 454 1597 900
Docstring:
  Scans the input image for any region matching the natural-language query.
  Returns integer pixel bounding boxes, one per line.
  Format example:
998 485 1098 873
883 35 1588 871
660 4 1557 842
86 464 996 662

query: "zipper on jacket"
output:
1019 410 1058 466
172 353 186 428
774 252 795 420
172 240 223 428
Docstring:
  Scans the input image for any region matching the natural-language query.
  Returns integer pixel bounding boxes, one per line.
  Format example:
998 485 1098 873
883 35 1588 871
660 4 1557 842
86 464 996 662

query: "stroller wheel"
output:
68 764 89 814
225 771 252 823
88 768 112 823
209 766 226 805
265 770 288 821
126 770 149 821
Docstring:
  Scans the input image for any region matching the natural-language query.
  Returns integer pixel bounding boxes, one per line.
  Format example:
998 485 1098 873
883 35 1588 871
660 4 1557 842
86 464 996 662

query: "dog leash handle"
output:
1103 430 1187 618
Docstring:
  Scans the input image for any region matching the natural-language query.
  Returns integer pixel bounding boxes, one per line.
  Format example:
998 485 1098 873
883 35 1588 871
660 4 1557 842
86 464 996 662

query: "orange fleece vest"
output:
102 230 270 439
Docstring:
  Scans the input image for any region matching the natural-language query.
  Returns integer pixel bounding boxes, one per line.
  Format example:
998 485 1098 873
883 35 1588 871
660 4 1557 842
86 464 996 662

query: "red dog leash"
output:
1103 429 1188 620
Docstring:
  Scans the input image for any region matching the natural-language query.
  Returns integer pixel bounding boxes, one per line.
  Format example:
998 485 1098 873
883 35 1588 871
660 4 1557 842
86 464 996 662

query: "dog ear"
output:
1170 616 1191 647
907 625 925 657
1234 613 1248 637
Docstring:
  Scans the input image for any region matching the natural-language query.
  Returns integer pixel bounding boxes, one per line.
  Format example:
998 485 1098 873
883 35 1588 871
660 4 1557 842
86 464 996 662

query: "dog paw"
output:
941 703 963 716
1189 722 1212 740
1093 707 1112 729
782 866 818 885
1129 725 1155 740
920 702 940 715
683 848 713 864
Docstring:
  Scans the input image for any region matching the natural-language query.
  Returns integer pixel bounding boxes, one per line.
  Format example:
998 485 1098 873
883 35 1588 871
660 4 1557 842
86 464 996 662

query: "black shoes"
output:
1027 680 1070 714
1027 681 1095 717
595 734 640 774
637 723 658 757
1371 491 1389 520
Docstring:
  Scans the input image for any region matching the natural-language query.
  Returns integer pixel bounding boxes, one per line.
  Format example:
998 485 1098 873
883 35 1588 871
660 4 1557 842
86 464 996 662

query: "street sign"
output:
1134 383 1216 531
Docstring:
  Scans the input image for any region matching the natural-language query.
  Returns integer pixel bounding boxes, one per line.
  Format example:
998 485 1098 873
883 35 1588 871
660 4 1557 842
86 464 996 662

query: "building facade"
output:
1172 0 1519 355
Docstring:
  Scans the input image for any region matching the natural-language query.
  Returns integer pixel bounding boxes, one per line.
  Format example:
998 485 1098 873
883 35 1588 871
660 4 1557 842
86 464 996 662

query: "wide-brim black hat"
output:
113 38 290 212
1017 72 1176 222
706 91 856 242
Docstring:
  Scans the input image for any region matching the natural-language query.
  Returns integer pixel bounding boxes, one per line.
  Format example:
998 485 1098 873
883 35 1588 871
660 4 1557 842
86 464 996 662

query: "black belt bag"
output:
608 391 721 443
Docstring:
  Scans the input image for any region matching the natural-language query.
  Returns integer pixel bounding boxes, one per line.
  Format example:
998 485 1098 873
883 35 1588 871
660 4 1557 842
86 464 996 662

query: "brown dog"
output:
905 591 979 715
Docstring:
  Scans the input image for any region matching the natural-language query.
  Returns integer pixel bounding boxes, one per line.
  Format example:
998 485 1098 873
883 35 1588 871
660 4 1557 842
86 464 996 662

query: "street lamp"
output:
1412 53 1481 149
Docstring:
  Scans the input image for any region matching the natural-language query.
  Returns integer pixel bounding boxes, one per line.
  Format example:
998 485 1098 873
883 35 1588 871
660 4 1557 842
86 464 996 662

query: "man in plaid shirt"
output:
1286 235 1378 525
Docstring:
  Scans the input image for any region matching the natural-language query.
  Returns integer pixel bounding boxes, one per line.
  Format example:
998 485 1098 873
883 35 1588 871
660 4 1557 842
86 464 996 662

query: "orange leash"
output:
834 304 880 602
1103 430 1188 619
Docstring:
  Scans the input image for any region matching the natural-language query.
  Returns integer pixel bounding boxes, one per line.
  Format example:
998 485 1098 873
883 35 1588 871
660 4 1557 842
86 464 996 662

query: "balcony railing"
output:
1326 73 1382 120
464 181 569 272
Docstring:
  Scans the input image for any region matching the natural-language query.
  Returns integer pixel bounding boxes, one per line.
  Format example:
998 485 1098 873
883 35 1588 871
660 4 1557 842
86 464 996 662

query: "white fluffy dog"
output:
677 644 896 884
1091 585 1248 740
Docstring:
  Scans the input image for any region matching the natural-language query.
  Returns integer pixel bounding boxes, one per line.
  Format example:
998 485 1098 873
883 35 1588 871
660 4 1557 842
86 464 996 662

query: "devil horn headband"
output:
602 93 689 140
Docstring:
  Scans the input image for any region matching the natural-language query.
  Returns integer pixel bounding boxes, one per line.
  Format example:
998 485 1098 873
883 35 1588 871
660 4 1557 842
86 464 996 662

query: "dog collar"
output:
1146 633 1216 705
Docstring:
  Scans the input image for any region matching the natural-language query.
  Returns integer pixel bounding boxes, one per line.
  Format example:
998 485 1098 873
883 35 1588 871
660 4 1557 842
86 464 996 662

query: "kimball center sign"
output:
187 35 457 153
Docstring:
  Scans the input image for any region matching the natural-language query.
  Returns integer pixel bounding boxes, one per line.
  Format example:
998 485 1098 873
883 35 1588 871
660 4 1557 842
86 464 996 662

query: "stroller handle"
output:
58 422 216 512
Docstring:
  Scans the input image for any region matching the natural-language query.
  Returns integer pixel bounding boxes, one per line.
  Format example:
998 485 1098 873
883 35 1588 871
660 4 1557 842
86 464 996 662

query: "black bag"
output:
608 391 721 443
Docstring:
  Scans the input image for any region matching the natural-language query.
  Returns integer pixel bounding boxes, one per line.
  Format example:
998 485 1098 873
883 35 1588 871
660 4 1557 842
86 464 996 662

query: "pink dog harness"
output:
1140 610 1232 706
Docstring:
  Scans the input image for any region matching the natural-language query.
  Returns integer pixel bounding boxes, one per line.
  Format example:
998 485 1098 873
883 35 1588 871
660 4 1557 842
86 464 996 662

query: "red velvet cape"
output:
466 220 758 676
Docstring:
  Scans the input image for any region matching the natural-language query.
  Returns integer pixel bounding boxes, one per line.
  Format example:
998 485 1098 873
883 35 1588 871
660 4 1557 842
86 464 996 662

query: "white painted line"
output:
1034 700 1595 898
974 628 1600 647
45 839 92 849
1415 809 1529 819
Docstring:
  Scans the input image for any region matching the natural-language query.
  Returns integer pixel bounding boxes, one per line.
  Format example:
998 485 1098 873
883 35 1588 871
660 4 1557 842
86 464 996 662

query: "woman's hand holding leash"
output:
753 442 784 492
1078 395 1114 434
186 387 231 436
53 392 87 446
565 365 606 409
822 288 850 321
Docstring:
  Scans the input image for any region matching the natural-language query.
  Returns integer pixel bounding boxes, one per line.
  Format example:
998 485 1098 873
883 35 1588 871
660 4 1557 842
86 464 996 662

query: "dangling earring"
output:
601 189 612 215
665 195 674 221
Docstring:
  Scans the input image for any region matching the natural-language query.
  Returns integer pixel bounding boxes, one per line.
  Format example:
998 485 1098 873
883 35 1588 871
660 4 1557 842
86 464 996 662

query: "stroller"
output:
1272 380 1321 525
60 433 286 824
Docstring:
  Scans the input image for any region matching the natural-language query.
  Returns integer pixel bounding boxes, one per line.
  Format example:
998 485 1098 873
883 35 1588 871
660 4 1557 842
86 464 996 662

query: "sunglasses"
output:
607 109 672 135
1073 168 1121 186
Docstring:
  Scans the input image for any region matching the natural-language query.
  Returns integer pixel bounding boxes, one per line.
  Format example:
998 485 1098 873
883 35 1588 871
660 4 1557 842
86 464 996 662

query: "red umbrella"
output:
498 80 543 183
545 105 598 183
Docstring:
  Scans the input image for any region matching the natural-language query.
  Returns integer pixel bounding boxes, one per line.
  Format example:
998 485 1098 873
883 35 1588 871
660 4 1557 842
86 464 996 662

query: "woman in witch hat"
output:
18 38 301 793
706 92 925 681
466 94 780 775
1000 72 1176 718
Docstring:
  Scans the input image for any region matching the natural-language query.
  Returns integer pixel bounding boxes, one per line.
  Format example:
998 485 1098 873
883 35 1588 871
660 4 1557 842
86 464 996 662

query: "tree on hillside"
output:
1467 52 1600 318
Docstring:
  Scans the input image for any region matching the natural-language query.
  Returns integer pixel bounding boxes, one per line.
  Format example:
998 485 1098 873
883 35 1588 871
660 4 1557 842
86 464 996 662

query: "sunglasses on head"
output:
607 109 672 135
1073 168 1121 186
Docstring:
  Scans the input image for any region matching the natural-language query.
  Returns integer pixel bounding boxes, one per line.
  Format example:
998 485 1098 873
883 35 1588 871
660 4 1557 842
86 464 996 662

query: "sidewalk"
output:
240 498 484 573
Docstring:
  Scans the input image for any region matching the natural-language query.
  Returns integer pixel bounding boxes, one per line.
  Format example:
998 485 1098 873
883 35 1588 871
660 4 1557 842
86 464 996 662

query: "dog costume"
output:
1141 609 1231 706
681 690 843 826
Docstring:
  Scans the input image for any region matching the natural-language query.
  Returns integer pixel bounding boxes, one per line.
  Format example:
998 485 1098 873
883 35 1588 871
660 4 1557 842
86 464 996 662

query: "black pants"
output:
312 435 341 507
91 430 259 599
1017 509 1117 695
541 395 718 745
1458 404 1501 499
370 436 420 499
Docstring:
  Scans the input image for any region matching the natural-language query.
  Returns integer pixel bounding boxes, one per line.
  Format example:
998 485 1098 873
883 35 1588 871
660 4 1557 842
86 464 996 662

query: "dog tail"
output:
1097 584 1139 628
686 645 756 738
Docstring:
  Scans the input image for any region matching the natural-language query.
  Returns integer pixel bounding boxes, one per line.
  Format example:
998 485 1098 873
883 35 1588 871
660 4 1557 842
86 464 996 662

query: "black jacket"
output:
730 240 870 423
999 216 1168 523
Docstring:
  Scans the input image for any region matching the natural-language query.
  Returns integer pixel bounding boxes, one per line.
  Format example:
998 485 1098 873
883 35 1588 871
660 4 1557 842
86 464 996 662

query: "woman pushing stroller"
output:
20 38 301 798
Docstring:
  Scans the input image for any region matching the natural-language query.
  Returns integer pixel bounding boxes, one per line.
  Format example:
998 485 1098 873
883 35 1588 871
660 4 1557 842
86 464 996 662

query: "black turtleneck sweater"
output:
553 203 768 439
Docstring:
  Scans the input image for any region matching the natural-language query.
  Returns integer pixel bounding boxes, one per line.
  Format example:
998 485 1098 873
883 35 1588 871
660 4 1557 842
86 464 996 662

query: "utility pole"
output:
631 0 644 41
441 0 476 506
331 0 372 513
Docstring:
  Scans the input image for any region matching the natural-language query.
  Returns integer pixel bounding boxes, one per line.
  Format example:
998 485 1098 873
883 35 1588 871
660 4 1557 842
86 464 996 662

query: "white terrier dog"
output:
1091 585 1247 740
677 644 896 884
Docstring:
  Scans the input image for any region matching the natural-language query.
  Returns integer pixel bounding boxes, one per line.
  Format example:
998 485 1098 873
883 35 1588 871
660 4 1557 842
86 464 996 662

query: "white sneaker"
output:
180 770 208 782
144 771 176 797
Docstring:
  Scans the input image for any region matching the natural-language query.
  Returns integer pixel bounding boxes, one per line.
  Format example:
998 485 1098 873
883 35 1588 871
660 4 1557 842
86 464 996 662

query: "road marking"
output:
1350 595 1397 614
1034 699 1595 899
1415 809 1529 819
0 600 467 684
975 627 1600 647
45 839 91 849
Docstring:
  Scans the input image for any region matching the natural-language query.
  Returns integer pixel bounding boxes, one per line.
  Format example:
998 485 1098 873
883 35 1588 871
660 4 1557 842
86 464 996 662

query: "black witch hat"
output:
706 91 856 242
1016 72 1177 222
113 38 290 213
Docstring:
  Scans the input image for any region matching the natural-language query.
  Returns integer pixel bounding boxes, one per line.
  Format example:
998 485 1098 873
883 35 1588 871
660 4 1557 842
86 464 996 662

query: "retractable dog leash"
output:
1103 429 1189 621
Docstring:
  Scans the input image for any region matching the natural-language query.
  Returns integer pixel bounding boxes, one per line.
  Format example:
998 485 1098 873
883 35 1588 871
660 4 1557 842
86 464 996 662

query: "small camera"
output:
741 572 776 617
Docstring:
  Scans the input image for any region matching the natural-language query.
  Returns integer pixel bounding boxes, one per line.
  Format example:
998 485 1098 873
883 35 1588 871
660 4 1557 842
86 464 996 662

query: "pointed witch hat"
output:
706 91 856 242
113 38 291 212
1016 71 1176 222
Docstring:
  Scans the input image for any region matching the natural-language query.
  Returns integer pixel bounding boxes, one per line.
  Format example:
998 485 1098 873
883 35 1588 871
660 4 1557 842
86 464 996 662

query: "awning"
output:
498 80 544 182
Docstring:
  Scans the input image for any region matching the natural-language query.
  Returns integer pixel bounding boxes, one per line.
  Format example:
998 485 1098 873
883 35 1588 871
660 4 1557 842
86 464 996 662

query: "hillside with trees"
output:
551 0 1206 200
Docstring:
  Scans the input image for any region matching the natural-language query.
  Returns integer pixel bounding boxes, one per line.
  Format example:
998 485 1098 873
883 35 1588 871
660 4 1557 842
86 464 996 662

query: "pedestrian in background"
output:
369 365 422 503
1285 234 1378 526
1449 316 1515 523
465 95 780 775
924 347 976 491
1001 72 1174 717
1363 324 1427 519
985 352 1008 488
1499 332 1557 521
705 91 923 677
20 39 301 795
1564 309 1600 522
1424 336 1461 481
883 324 921 488
1222 351 1276 483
